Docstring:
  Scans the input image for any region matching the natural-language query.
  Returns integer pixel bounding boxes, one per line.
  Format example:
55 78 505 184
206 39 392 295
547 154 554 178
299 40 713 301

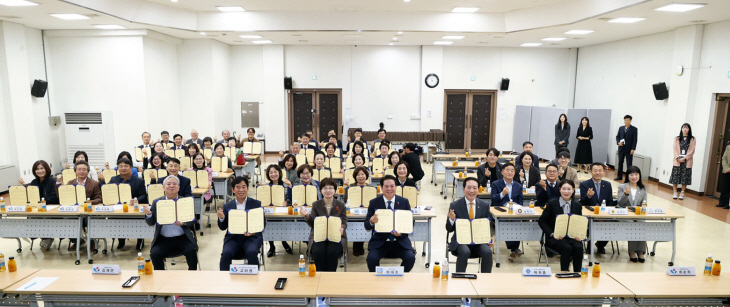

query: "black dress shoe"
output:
281 241 293 254
267 248 275 258
117 239 126 249
629 257 638 263
595 244 606 254
716 204 725 207
724 206 730 210
546 251 554 258
638 257 645 263
194 223 200 231
136 239 144 251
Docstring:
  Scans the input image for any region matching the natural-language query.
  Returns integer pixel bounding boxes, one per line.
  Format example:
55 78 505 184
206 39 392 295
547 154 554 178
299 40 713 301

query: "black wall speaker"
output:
500 78 510 90
31 79 47 98
284 77 293 90
653 82 668 100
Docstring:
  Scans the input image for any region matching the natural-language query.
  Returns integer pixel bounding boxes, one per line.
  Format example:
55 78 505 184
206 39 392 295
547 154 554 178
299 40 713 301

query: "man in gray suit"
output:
446 177 495 273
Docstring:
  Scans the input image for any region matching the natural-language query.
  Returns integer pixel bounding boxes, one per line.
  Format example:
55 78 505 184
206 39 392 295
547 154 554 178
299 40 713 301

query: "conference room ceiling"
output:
1 0 729 48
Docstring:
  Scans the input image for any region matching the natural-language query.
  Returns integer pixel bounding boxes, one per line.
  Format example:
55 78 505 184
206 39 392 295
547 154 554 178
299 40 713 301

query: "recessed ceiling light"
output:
93 24 127 30
252 40 272 44
239 35 262 39
404 0 410 2
564 30 594 35
433 41 454 45
397 31 403 35
0 0 38 6
521 43 542 47
542 37 566 41
50 14 90 20
442 35 465 40
200 32 206 35
392 37 398 41
389 42 394 45
171 0 178 2
655 3 704 12
451 7 479 13
608 17 646 23
216 6 245 12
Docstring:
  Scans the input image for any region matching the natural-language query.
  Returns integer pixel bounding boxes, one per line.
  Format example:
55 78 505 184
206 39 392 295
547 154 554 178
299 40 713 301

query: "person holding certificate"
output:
279 154 300 193
345 166 370 257
617 166 648 263
104 158 148 249
262 164 293 257
394 161 417 188
314 151 332 174
217 175 264 270
160 131 173 148
145 176 198 270
350 141 367 160
143 153 166 173
490 163 524 261
186 129 204 147
58 150 98 182
324 143 341 160
172 134 187 151
156 158 192 198
376 141 391 160
343 154 368 185
297 164 322 200
579 162 615 254
446 177 495 273
66 161 102 250
300 178 346 271
100 151 140 181
538 179 586 273
185 143 200 158
18 160 59 249
364 175 415 272
212 143 233 173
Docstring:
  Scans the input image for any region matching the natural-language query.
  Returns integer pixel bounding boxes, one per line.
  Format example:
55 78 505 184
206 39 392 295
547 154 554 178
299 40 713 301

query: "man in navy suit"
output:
580 162 615 254
364 175 415 272
615 115 638 181
535 164 561 207
172 134 187 152
446 177 495 273
155 158 192 198
490 163 524 260
217 176 263 270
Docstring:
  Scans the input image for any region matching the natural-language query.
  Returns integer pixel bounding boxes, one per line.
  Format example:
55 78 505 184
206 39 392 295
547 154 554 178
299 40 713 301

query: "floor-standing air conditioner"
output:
63 112 115 169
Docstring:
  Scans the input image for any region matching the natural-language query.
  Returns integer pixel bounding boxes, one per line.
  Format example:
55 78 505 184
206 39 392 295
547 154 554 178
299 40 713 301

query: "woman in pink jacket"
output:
669 123 696 200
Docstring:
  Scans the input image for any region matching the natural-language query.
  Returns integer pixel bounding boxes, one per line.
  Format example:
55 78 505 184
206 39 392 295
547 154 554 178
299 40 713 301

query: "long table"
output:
0 269 37 306
264 210 437 268
489 207 544 268
608 272 730 306
86 206 155 264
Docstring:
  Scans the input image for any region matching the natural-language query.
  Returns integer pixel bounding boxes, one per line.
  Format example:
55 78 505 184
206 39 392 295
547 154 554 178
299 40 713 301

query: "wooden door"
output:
444 90 497 151
468 92 494 150
289 90 342 146
707 96 730 197
316 92 341 143
444 93 467 150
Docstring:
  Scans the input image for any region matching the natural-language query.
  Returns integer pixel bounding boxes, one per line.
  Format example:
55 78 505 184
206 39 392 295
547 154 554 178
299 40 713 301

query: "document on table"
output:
313 216 342 243
16 277 58 291
101 184 120 205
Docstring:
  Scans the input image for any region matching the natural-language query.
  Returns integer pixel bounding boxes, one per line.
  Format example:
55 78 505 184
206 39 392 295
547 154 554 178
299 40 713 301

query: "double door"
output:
707 95 730 197
443 90 496 151
289 90 342 146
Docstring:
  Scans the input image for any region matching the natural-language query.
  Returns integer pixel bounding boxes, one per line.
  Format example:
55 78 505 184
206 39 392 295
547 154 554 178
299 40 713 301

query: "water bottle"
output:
580 255 589 277
486 180 490 193
522 181 527 194
705 254 714 276
641 200 647 215
298 255 306 277
133 197 139 213
345 201 351 214
600 200 606 212
441 258 449 280
293 200 299 214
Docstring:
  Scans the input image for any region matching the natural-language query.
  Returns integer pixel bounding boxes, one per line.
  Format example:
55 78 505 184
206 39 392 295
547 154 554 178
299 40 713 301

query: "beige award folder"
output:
334 148 341 157
101 183 133 205
164 149 174 157
203 149 213 160
294 154 307 166
256 185 286 206
163 143 173 150
8 185 39 205
554 214 589 240
174 149 185 159
242 142 262 155
135 147 151 162
155 197 195 225
179 157 192 170
313 216 342 243
346 186 377 207
292 185 318 206
374 209 413 234
147 184 164 203
396 186 418 206
224 147 236 159
326 157 342 173
211 156 229 173
101 169 118 182
58 184 86 206
384 169 395 177
182 170 197 187
61 169 76 184
455 218 492 245
227 207 264 234
305 149 316 164
344 169 370 185
312 169 332 182
372 158 385 174
143 169 168 186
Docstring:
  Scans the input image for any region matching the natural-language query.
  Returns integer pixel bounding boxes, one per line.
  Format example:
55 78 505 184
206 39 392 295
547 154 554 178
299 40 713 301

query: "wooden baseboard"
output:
651 177 704 196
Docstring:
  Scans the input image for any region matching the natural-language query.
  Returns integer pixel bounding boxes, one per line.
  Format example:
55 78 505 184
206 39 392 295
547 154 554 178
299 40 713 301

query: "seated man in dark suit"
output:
144 176 198 270
105 157 149 250
155 158 192 198
514 141 540 170
364 175 415 272
446 177 495 273
490 163 524 260
300 133 318 150
535 163 561 207
217 176 263 270
401 143 424 182
579 162 616 254
172 134 187 151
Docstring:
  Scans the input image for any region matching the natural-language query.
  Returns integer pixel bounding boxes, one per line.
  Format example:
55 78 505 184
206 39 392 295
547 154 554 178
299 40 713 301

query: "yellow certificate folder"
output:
227 207 264 234
313 216 342 243
155 197 195 225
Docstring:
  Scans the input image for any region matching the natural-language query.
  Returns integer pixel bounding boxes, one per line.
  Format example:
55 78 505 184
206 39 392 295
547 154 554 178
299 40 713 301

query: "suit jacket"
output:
490 179 523 206
535 180 560 207
579 179 614 207
107 174 148 204
364 195 412 250
186 139 204 147
217 198 264 245
538 198 583 237
304 199 347 250
555 124 571 146
172 144 187 152
67 178 103 205
396 178 417 188
616 183 647 208
401 152 424 182
157 174 192 198
616 125 638 153
477 162 503 188
145 196 197 250
517 165 541 188
445 198 494 251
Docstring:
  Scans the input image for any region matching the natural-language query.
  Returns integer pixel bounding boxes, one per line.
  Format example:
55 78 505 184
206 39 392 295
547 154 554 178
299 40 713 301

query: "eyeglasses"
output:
322 187 336 191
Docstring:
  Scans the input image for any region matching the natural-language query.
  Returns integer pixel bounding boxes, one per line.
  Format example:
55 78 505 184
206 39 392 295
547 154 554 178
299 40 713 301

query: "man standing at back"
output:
401 143 424 182
615 115 637 181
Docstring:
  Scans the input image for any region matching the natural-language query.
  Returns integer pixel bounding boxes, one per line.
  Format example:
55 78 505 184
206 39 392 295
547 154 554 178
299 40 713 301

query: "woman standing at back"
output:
554 114 571 156
574 117 593 174
669 123 696 200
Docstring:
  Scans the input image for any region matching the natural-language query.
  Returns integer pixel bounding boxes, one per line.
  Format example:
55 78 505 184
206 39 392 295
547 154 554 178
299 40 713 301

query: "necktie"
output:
387 200 392 210
387 200 395 241
595 182 601 198
469 202 475 220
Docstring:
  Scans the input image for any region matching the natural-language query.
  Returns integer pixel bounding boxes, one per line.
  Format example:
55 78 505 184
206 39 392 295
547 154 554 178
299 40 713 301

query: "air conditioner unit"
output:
63 112 115 169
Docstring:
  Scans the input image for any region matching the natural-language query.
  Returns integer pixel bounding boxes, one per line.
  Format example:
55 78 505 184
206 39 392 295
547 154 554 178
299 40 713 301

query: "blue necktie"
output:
387 200 395 241
595 182 601 199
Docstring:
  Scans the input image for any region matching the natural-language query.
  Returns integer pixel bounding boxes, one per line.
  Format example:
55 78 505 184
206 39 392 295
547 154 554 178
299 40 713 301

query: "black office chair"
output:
167 229 201 270
537 233 561 266
229 244 266 269
306 244 347 272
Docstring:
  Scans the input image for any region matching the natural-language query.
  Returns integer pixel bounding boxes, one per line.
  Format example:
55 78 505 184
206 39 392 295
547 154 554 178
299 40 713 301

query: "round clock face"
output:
425 73 439 88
